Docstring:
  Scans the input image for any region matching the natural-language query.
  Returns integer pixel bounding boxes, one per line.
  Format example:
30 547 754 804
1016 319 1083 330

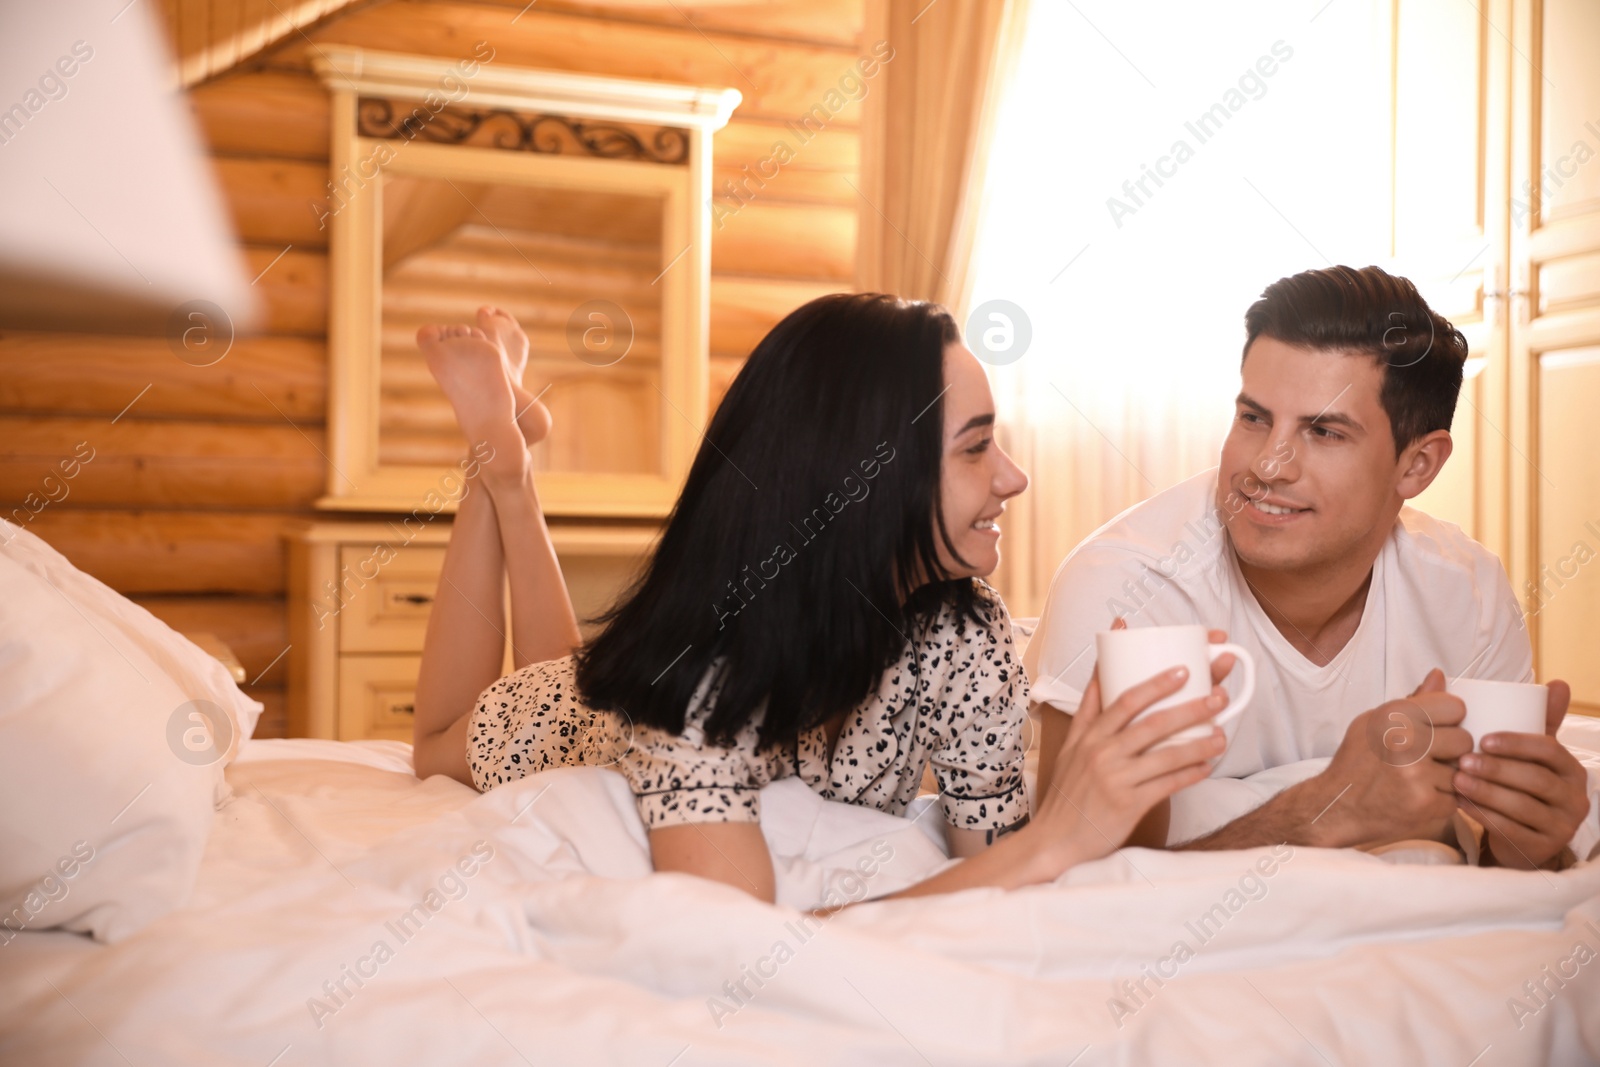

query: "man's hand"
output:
1455 680 1591 870
1306 668 1472 848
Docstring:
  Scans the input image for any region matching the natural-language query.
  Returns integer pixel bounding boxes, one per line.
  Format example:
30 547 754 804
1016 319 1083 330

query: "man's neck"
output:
1233 545 1378 668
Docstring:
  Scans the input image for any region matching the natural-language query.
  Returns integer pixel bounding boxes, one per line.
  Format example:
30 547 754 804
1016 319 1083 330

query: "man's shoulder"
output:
1392 504 1509 584
1035 470 1229 639
1387 504 1531 683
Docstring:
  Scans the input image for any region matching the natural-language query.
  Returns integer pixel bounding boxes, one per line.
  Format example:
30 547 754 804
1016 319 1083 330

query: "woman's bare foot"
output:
416 323 529 485
475 306 553 446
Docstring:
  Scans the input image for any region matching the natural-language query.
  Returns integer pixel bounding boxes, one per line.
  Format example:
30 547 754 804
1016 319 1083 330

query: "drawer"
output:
338 545 447 653
336 541 649 653
336 655 422 742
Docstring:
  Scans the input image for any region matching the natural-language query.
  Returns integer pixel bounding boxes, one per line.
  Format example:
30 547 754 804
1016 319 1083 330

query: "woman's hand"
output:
1031 667 1226 876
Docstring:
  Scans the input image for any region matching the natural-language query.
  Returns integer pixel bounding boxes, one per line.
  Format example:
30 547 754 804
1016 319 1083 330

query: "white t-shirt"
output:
1022 468 1533 780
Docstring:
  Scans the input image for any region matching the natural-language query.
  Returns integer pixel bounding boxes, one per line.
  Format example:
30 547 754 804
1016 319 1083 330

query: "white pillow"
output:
0 519 263 942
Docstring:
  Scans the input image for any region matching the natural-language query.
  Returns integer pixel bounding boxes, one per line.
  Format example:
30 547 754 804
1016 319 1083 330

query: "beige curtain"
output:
854 0 1032 308
852 0 1048 614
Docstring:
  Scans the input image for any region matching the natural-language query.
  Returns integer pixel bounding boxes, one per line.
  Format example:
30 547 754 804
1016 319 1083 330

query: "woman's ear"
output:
1396 429 1453 500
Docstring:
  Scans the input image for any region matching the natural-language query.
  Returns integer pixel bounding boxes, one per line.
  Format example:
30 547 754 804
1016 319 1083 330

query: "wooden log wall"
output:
0 0 866 738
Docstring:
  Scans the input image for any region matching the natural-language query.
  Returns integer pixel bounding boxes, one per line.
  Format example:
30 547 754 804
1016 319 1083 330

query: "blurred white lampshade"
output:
0 1 259 334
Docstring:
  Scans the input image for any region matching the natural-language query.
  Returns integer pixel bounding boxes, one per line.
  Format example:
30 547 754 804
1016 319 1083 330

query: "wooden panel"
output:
711 160 855 206
214 157 331 249
1390 0 1511 564
189 70 331 160
268 5 867 126
0 332 325 422
716 120 858 174
1393 0 1487 259
1537 0 1600 224
170 0 212 86
532 0 866 47
23 510 291 595
244 686 288 739
1509 0 1600 682
131 595 290 685
162 0 363 87
1535 347 1600 714
711 201 855 281
245 245 328 335
1536 248 1600 316
712 122 862 208
709 275 840 356
0 416 323 511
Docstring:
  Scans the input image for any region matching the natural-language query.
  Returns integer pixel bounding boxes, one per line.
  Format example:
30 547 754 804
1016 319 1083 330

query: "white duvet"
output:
4 726 1600 1067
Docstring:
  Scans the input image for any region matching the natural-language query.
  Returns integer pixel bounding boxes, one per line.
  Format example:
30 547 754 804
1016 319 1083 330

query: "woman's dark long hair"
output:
573 292 982 749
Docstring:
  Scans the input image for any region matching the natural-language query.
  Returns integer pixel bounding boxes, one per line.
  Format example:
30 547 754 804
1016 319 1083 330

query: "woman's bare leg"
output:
455 311 580 670
410 321 579 783
412 474 506 783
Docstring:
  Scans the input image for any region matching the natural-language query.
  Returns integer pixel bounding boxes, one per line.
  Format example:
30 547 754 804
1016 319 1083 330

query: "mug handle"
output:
1206 643 1255 726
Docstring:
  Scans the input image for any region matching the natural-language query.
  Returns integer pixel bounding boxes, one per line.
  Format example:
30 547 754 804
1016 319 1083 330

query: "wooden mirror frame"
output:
310 47 739 516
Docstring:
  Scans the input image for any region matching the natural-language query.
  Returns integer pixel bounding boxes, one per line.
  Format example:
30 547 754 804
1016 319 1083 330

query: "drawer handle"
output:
390 702 415 716
389 592 434 606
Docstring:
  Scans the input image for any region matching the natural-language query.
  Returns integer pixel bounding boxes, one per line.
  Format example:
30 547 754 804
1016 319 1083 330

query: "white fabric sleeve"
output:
1022 545 1173 716
1465 553 1535 683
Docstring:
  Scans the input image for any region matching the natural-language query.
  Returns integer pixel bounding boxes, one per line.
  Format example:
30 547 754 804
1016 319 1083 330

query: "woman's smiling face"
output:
935 342 1029 579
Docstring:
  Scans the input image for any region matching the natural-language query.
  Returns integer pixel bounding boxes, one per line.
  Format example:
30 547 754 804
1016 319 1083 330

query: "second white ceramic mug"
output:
1094 624 1256 747
1445 677 1547 751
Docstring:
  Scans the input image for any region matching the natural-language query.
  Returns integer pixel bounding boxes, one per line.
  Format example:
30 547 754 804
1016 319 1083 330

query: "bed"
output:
1 718 1597 1066
3 523 1600 1066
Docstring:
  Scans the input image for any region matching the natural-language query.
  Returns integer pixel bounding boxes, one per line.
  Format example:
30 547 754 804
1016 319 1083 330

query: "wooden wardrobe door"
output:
1387 0 1514 549
1510 0 1600 713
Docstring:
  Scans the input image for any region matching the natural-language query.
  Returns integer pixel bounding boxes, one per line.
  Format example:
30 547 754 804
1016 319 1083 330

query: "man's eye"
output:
1238 412 1264 425
1310 425 1343 441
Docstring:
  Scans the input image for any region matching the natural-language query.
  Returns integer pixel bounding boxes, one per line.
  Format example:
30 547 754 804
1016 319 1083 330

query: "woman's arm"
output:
886 670 1223 899
650 823 776 901
647 669 1224 904
945 819 1028 858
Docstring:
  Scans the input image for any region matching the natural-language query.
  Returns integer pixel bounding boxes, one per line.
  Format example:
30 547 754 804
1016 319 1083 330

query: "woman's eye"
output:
965 437 992 455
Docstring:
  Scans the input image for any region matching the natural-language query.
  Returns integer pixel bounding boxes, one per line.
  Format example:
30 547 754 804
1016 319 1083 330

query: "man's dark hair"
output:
1242 265 1468 455
575 292 981 749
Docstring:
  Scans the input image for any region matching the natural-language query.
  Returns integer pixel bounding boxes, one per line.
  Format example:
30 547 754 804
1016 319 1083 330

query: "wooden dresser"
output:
285 520 654 741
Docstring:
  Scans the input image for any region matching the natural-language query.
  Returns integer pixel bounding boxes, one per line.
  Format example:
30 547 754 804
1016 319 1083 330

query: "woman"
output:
412 293 1227 902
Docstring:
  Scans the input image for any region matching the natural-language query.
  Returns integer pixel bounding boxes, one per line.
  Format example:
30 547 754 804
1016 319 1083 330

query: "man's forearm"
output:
1173 775 1346 851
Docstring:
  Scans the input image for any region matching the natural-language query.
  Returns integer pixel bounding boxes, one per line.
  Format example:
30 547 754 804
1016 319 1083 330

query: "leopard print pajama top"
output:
466 581 1028 833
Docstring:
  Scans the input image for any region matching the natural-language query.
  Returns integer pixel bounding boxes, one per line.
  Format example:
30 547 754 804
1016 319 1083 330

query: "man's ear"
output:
1396 429 1453 500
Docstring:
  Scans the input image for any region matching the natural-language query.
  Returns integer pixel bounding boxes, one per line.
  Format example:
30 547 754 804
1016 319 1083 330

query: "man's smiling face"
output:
1218 335 1412 575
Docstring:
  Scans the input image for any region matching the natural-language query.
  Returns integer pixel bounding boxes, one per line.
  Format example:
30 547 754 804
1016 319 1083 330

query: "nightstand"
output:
285 519 656 741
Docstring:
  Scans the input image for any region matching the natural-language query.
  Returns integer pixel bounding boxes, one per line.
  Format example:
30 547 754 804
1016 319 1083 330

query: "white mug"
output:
1095 625 1256 747
1445 678 1547 751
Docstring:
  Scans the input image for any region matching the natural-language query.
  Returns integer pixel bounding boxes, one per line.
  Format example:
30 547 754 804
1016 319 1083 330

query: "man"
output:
1024 265 1593 869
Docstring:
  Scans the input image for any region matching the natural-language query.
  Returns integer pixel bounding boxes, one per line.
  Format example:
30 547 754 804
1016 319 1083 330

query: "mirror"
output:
311 48 740 517
377 175 665 477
